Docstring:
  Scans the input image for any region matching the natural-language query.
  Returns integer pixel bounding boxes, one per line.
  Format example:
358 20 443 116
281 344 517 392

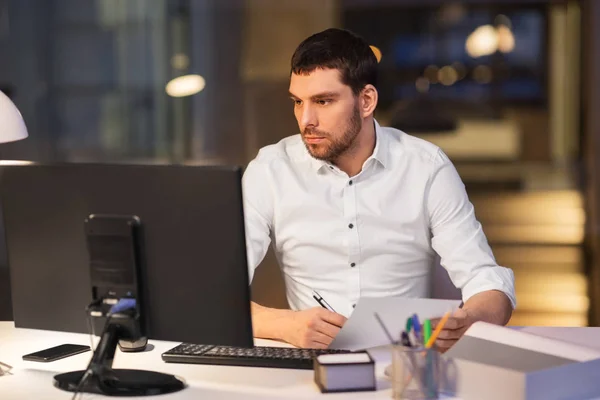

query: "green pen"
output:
405 317 413 333
423 319 432 346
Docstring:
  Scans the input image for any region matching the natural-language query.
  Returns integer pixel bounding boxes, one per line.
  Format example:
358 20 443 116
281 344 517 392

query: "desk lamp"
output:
0 90 27 378
0 89 28 315
0 90 28 143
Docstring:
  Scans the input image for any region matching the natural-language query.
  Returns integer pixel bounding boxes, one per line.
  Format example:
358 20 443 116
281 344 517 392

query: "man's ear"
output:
359 84 378 118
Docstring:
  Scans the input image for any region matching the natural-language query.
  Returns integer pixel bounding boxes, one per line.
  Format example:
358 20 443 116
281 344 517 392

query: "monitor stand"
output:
53 316 185 396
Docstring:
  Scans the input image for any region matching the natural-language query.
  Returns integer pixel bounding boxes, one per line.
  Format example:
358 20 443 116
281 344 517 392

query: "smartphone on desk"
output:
22 344 91 362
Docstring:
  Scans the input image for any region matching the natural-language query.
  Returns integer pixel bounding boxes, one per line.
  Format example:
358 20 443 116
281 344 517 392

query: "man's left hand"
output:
430 308 474 353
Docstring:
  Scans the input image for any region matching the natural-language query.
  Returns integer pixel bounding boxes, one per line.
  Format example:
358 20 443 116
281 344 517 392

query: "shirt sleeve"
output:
427 149 517 309
242 157 274 283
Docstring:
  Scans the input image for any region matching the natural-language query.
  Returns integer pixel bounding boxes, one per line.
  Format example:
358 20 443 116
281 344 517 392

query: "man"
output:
243 28 516 351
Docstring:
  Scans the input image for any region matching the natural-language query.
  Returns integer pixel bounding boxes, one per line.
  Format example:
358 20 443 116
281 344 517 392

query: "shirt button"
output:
329 166 334 170
348 223 354 229
352 304 356 308
350 263 356 267
349 180 353 185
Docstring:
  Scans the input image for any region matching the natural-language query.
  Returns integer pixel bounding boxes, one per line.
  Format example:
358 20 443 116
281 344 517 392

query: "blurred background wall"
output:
1 0 599 327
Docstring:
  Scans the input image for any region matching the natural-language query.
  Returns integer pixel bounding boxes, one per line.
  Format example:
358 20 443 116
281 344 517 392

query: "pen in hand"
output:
425 311 450 348
312 290 337 313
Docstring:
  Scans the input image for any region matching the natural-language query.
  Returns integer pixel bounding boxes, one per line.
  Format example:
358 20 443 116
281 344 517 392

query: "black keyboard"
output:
161 343 352 370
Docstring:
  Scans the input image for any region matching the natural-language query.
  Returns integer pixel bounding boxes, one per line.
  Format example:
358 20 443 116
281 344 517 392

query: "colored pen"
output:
405 317 413 333
411 314 422 345
425 311 451 348
423 319 432 346
312 290 336 313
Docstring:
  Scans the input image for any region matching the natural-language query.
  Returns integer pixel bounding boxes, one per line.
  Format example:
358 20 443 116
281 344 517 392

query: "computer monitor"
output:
0 163 254 395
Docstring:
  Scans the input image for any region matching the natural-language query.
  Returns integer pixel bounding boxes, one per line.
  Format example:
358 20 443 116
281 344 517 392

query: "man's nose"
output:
300 104 317 129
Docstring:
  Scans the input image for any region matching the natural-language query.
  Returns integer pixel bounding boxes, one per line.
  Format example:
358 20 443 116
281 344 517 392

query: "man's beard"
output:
302 105 362 163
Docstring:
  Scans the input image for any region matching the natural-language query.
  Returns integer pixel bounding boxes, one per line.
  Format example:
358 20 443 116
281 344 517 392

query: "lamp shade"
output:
0 90 28 143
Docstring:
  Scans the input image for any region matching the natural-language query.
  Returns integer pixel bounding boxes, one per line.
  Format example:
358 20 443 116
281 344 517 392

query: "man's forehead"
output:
289 68 347 97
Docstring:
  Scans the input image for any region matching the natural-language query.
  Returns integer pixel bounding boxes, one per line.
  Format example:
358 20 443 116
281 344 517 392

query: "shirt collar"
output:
309 119 388 172
369 119 388 169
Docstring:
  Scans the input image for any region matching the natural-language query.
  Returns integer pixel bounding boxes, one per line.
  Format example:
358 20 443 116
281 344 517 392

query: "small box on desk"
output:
313 352 376 393
442 322 600 400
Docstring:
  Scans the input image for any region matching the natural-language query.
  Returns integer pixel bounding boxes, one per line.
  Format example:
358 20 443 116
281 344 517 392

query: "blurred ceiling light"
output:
171 53 190 70
466 22 516 58
438 66 458 86
370 45 382 63
424 65 439 84
496 25 515 53
466 25 498 58
165 74 206 97
473 65 493 84
415 77 430 93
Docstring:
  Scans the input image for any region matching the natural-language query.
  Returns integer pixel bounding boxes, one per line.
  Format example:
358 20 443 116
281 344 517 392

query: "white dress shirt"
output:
243 120 516 317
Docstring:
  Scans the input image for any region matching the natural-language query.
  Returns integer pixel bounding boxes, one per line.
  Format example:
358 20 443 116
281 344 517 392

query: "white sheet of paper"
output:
329 297 462 350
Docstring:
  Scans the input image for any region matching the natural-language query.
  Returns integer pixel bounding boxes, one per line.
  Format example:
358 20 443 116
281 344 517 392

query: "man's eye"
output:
317 99 331 105
294 100 302 106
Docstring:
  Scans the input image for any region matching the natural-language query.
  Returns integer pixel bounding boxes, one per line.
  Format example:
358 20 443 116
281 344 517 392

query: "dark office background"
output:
2 0 600 328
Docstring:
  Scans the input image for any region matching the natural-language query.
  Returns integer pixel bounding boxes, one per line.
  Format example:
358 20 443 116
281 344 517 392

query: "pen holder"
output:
391 345 440 400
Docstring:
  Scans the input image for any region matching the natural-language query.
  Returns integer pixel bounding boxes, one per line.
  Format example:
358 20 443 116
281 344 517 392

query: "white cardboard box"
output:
442 322 600 400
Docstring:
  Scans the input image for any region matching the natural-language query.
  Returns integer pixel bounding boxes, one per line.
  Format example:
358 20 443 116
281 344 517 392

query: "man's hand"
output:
283 307 348 349
430 308 473 353
429 290 513 352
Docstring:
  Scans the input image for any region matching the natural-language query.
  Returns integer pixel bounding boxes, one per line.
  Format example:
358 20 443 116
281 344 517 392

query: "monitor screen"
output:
1 163 253 348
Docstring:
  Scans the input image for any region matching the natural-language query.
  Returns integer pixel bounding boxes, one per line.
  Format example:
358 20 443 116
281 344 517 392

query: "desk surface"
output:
2 321 600 400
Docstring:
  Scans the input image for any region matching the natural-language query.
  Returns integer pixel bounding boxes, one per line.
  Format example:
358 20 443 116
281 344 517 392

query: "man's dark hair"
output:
291 28 378 96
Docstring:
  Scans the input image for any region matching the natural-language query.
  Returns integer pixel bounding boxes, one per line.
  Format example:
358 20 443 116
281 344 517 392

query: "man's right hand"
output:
283 307 348 349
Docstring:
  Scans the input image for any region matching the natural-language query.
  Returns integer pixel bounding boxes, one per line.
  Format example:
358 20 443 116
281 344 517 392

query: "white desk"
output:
2 321 600 400
0 321 407 400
